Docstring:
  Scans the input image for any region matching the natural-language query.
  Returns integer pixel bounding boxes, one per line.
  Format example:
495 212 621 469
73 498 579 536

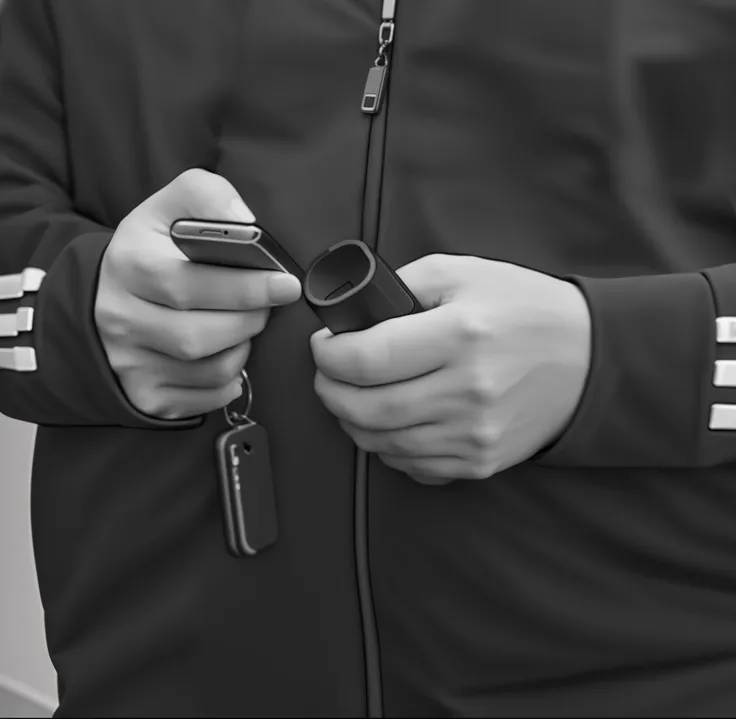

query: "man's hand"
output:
311 254 591 485
95 169 302 420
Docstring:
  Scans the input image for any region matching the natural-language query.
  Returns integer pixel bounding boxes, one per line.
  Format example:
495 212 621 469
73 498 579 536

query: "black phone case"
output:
303 240 423 334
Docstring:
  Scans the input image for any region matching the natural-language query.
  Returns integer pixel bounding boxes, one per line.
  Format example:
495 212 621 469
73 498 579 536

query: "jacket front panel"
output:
370 2 736 715
15 0 736 716
33 1 379 715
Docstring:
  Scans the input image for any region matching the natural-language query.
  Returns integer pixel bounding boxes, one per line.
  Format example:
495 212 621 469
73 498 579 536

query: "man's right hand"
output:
94 169 302 420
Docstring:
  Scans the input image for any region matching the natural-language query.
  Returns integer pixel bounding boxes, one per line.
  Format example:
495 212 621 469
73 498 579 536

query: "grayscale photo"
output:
1 1 736 717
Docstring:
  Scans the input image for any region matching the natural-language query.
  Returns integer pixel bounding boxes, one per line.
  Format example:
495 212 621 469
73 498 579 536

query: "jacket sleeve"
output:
537 267 736 469
0 0 200 429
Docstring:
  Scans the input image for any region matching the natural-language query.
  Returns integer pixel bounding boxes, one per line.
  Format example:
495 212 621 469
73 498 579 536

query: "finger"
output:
410 475 458 486
128 257 302 311
378 453 466 482
314 368 448 430
141 340 252 389
339 419 458 458
380 453 498 481
119 294 268 360
142 169 256 235
138 377 245 421
310 302 459 387
395 253 461 310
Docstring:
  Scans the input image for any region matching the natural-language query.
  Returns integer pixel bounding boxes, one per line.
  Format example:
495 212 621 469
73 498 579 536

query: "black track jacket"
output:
3 1 736 716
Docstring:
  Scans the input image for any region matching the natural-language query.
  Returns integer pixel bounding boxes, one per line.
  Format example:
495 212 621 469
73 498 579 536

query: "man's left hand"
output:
310 254 591 485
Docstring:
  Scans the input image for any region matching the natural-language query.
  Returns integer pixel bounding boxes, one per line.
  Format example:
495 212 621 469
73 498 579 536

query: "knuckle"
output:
95 296 130 342
174 169 236 211
456 311 494 346
206 172 238 199
106 345 138 374
244 308 269 336
466 462 494 481
467 422 502 453
315 375 364 426
314 373 346 416
348 347 377 385
123 250 153 286
346 395 376 427
424 253 450 280
212 352 244 386
313 371 328 400
310 332 330 371
158 403 189 421
171 326 206 361
209 360 234 387
464 373 499 407
129 386 165 418
101 238 125 274
349 428 374 453
368 396 396 427
220 381 244 409
457 454 499 480
155 265 192 310
174 168 209 194
232 341 252 370
334 395 358 424
378 453 401 472
103 239 138 287
309 331 320 355
436 253 457 275
160 410 182 421
384 433 410 456
330 392 356 423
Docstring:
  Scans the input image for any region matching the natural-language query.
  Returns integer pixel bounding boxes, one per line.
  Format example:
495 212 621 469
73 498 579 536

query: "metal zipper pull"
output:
361 0 397 115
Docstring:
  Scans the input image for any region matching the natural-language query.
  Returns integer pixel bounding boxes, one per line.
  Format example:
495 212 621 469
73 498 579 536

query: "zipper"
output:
361 0 397 115
356 1 397 717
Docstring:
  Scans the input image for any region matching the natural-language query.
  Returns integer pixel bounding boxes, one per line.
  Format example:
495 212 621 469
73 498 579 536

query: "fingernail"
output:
230 199 256 224
268 273 302 304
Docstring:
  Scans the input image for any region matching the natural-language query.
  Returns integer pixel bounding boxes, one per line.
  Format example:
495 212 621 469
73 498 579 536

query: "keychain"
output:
215 369 279 557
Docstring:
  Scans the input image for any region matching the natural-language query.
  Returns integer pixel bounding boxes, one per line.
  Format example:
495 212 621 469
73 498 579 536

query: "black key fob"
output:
303 240 423 334
215 422 278 557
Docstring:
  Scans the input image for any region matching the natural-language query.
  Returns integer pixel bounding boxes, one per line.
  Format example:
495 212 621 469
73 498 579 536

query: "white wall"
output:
0 414 58 712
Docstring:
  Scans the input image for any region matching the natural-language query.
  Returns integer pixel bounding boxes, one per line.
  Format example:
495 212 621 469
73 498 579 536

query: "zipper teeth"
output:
356 129 384 714
356 3 398 717
355 450 382 717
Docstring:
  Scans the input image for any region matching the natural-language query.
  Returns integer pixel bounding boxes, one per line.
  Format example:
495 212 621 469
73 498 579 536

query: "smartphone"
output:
170 219 304 279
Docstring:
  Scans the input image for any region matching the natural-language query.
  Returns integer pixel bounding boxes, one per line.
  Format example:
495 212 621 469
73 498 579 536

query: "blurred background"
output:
0 3 57 716
0 416 57 717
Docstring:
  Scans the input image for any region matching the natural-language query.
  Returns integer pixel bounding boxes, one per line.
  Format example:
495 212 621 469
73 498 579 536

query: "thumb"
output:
142 168 256 231
395 253 459 310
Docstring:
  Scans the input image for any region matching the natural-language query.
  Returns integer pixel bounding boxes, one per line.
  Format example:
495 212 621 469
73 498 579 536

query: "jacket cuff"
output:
536 272 714 468
697 265 736 464
1 231 203 429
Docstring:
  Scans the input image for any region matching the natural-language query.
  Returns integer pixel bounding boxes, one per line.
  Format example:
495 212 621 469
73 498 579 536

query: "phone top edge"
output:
169 219 305 278
170 219 262 243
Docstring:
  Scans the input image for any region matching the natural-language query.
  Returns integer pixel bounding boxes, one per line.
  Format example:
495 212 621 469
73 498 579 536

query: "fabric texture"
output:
2 0 736 716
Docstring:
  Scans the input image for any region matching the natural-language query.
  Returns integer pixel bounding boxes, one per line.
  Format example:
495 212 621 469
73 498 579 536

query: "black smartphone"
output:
170 219 304 279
